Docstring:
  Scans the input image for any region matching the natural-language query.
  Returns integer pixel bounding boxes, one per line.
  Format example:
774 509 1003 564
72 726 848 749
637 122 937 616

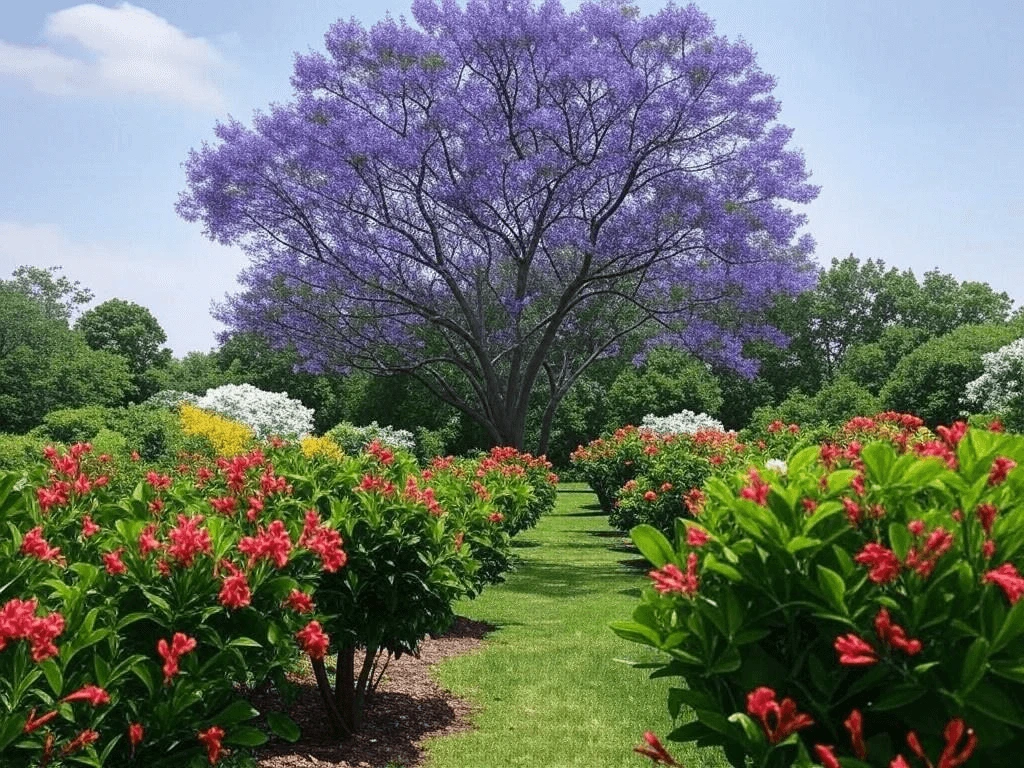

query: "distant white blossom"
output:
326 420 416 454
765 458 788 475
641 410 724 435
196 383 315 439
965 339 1024 415
144 389 199 409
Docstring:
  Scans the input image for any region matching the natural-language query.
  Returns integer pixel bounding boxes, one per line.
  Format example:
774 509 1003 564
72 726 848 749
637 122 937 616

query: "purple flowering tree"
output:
179 0 818 452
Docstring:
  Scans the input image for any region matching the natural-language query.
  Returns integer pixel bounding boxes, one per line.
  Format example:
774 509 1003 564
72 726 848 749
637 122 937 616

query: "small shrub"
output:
179 403 254 456
196 383 315 439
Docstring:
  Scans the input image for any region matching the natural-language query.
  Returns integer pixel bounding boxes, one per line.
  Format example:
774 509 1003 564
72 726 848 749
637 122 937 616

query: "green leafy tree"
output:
880 322 1024 426
749 375 879 431
74 299 172 401
838 326 928 395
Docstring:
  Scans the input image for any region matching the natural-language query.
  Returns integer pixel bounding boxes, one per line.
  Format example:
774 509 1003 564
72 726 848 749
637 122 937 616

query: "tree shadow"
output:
618 587 643 599
585 530 622 538
511 539 542 548
565 509 606 517
618 557 650 571
501 560 637 598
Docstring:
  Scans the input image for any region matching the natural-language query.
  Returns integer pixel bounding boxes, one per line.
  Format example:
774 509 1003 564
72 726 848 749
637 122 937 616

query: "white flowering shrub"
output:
965 338 1024 429
765 458 788 475
640 409 724 435
195 383 315 439
143 389 200 409
325 420 416 454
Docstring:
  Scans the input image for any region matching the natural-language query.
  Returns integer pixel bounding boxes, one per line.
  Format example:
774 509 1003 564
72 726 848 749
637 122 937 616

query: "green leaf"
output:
959 637 990 695
630 524 675 567
993 599 1024 653
727 713 766 749
224 725 268 747
609 620 661 648
816 565 847 615
871 682 926 711
702 553 742 582
787 445 821 475
266 712 301 743
212 699 259 727
40 658 62 697
889 523 912 561
786 536 820 555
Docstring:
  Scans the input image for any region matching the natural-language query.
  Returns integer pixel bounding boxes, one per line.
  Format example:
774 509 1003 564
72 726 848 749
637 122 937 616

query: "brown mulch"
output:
255 617 494 768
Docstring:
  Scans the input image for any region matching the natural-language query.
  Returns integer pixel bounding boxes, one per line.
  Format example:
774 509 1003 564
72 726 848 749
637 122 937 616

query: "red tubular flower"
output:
21 527 63 564
813 745 841 768
891 757 912 768
936 422 968 448
128 722 144 748
488 512 505 523
208 496 237 515
61 729 99 755
854 543 901 584
138 524 161 557
81 515 100 538
283 589 315 614
835 633 878 666
198 725 226 764
874 609 922 656
61 684 110 707
938 718 976 768
802 498 818 514
983 539 997 559
633 731 682 766
157 632 197 683
842 497 862 526
989 456 1017 486
166 515 212 567
740 469 770 506
296 620 329 660
23 708 58 733
299 511 347 572
976 503 998 535
648 555 699 597
686 528 709 548
643 490 658 502
984 562 1024 604
145 471 171 490
745 687 814 744
684 488 706 516
844 709 867 759
238 520 292 568
0 598 65 663
102 548 127 576
218 569 252 610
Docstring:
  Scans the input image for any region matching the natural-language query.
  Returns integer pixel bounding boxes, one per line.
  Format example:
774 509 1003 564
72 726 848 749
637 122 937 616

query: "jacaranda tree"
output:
179 0 818 452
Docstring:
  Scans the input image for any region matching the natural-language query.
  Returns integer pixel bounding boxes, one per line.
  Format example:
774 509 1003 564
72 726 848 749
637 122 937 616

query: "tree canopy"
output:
179 0 817 450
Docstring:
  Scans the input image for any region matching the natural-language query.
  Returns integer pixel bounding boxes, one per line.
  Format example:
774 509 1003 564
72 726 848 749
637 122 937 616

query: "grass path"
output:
423 483 722 768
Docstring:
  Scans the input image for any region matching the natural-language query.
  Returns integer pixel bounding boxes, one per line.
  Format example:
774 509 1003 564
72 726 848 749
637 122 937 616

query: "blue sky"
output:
1 0 1022 354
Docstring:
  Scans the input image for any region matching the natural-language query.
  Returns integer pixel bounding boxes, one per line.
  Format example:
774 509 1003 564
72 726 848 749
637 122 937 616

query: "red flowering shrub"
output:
617 421 1024 767
0 436 550 763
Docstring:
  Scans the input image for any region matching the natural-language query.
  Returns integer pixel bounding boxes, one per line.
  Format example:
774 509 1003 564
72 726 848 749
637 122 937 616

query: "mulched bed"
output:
255 618 493 768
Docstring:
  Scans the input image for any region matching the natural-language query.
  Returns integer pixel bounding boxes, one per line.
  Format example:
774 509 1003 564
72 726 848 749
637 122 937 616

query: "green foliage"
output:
839 326 929 394
880 323 1023 426
750 376 879 431
616 424 1024 768
605 349 723 430
0 433 47 471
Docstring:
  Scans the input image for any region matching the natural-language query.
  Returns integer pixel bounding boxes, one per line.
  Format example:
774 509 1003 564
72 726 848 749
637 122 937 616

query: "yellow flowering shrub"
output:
300 435 345 462
179 404 253 456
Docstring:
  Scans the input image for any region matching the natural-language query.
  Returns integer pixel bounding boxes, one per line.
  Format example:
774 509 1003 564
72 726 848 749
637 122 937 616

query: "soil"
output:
255 617 493 768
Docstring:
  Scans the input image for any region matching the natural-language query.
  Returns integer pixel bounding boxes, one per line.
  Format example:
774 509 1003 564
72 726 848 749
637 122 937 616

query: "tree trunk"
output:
311 657 351 737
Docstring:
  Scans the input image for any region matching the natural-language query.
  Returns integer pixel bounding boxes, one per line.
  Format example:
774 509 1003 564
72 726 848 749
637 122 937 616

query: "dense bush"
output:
965 338 1024 432
618 419 1024 768
641 410 725 435
605 349 724 430
880 323 1022 427
0 434 555 763
196 384 315 439
325 421 417 455
750 376 880 432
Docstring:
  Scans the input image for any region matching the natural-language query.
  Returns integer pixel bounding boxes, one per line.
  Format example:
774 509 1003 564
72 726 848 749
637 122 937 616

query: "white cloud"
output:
0 3 224 110
0 220 248 355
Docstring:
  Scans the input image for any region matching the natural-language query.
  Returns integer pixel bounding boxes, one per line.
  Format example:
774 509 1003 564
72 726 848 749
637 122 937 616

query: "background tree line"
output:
1 256 1020 467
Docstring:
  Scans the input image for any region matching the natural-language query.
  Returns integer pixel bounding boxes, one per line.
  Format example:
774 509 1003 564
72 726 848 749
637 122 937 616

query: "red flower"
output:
842 497 862 526
238 520 292 568
835 633 878 666
989 456 1017 486
908 519 925 536
906 719 976 768
166 515 212 567
854 543 901 584
146 471 171 490
976 503 998 535
686 528 709 548
643 490 658 502
684 488 706 516
299 511 347 572
813 745 841 768
23 708 58 733
0 599 65 662
296 620 329 660
874 609 922 656
660 482 673 493
218 565 252 610
138 524 161 557
209 496 237 516
745 687 814 744
985 562 1024 604
198 725 226 764
740 469 770 506
102 548 127 576
61 729 99 755
649 554 699 597
283 589 315 614
81 515 100 538
157 632 197 683
989 419 1005 432
983 539 997 559
148 498 165 515
801 498 818 514
936 421 968 448
128 722 144 748
488 512 505 523
61 684 110 707
891 757 912 768
844 709 867 759
633 731 681 765
21 527 63 564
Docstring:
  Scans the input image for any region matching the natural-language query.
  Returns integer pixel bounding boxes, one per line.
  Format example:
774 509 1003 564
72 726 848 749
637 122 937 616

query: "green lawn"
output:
423 483 724 768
